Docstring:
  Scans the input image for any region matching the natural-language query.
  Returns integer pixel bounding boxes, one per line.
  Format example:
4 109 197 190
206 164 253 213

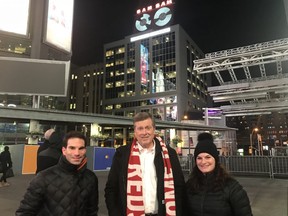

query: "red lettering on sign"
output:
136 0 173 15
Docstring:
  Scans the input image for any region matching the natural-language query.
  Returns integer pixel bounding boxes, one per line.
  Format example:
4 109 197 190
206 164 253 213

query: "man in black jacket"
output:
105 112 186 216
0 146 12 187
36 131 63 173
16 131 99 216
37 128 55 154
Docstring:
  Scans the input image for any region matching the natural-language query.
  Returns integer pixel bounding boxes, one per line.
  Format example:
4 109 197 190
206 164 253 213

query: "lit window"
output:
105 105 113 110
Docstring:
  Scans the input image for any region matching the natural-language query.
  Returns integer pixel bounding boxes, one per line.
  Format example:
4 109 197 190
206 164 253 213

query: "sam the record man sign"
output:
134 0 174 32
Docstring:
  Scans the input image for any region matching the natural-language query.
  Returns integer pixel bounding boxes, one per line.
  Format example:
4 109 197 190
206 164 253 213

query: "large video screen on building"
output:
44 0 74 53
0 0 30 36
140 44 149 85
0 57 70 96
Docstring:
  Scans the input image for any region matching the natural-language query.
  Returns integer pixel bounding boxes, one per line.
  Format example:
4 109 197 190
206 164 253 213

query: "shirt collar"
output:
137 140 155 154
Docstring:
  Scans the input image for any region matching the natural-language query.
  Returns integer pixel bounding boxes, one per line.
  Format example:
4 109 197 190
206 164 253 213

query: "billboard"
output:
44 0 74 53
0 57 70 96
0 0 30 37
140 44 149 85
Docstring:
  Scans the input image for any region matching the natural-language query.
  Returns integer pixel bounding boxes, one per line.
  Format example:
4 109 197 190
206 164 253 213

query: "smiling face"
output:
134 118 155 149
196 152 216 174
62 137 86 165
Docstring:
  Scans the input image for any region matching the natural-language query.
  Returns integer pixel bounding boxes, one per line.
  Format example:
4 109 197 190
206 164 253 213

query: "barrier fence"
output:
179 155 288 178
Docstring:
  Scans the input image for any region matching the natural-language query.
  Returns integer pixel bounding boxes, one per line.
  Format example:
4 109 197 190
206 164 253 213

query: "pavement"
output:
1 171 287 216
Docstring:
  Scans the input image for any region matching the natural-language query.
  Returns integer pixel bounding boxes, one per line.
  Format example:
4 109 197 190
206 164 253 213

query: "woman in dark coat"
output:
0 146 12 187
186 138 253 216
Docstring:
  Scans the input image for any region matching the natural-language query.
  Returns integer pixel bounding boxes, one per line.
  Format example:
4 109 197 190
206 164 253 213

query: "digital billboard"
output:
140 44 149 85
44 0 74 53
0 57 70 96
0 0 30 36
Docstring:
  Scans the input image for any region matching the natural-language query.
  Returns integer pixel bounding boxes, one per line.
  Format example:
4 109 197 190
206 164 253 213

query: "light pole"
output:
250 128 259 155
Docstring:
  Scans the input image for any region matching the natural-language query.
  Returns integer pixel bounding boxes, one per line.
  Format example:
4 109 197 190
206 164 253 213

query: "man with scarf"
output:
105 112 186 216
16 131 99 216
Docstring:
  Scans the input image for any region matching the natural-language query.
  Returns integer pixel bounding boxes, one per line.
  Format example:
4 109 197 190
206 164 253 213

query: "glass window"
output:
166 106 177 121
152 32 176 93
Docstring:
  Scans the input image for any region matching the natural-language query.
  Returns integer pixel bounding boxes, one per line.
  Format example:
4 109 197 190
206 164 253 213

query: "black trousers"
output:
0 167 8 182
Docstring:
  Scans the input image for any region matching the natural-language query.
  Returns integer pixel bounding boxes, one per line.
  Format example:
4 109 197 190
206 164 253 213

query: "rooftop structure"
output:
194 38 288 116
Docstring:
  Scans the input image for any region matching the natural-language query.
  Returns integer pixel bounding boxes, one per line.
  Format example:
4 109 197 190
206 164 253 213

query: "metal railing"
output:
178 155 288 178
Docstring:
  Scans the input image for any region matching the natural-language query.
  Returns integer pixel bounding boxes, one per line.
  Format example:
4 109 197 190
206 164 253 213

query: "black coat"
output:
186 174 253 216
37 139 50 155
36 146 62 173
36 132 63 174
0 149 12 171
16 156 99 216
105 138 186 216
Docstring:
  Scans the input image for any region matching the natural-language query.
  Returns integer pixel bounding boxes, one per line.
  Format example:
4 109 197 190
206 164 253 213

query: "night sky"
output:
71 0 288 66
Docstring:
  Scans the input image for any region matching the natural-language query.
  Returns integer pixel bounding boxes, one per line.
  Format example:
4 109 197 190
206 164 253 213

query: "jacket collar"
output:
58 155 87 173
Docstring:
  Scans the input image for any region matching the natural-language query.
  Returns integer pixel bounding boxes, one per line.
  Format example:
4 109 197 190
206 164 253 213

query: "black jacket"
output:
37 139 50 155
36 147 62 173
105 138 186 216
36 132 63 173
0 149 12 171
186 173 253 216
16 156 99 216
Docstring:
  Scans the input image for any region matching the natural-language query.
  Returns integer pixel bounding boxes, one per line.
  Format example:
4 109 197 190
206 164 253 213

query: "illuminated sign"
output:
44 0 74 53
0 0 30 36
134 0 174 32
136 0 173 15
130 27 171 42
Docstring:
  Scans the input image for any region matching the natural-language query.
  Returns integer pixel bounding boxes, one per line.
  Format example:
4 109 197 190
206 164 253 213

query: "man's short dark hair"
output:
133 112 155 128
63 131 87 148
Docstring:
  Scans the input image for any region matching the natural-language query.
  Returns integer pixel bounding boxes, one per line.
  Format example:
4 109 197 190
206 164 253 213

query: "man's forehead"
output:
134 118 152 125
67 138 85 146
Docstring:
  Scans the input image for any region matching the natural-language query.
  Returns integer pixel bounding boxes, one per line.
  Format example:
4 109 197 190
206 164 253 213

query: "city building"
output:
99 24 234 150
103 24 209 119
69 63 104 114
227 113 288 155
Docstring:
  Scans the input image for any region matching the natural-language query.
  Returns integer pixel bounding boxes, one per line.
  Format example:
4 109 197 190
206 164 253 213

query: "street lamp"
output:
250 128 259 155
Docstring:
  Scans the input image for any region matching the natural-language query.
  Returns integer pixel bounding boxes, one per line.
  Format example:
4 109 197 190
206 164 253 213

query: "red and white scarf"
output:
127 136 176 216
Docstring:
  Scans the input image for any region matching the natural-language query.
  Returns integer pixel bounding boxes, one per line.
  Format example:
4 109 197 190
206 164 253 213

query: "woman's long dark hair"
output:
186 163 233 192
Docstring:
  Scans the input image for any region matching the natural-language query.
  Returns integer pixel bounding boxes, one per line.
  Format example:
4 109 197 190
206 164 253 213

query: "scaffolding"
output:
193 38 288 115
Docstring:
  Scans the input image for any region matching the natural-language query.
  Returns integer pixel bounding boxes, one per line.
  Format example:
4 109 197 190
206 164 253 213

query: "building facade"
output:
103 24 211 120
227 113 288 155
69 63 104 114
